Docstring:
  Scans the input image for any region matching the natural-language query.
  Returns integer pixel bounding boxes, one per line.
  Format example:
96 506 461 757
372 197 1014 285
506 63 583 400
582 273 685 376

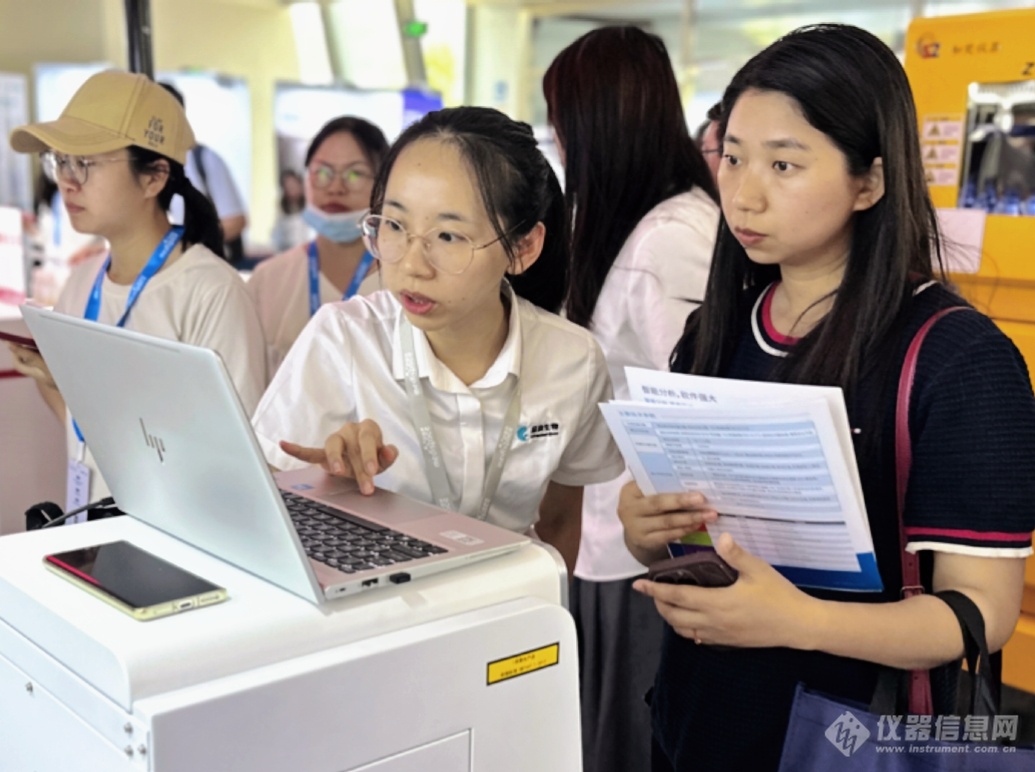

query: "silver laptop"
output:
21 305 529 604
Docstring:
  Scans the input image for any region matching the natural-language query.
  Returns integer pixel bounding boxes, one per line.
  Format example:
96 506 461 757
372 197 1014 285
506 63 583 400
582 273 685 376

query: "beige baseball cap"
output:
9 70 195 165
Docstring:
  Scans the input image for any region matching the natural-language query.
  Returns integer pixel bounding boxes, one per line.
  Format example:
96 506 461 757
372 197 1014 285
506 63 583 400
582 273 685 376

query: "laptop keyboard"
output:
280 491 447 573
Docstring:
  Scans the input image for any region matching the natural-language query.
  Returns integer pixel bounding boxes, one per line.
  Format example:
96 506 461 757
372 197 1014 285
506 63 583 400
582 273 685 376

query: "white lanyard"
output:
399 318 521 519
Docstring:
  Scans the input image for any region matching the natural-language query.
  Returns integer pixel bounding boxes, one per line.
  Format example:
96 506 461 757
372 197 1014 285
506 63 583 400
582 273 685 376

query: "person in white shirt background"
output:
251 106 624 574
542 26 721 772
247 116 388 375
159 82 249 260
6 70 266 518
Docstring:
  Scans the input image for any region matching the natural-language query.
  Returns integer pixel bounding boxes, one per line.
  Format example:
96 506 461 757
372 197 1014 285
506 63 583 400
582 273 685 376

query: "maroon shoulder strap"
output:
896 305 969 714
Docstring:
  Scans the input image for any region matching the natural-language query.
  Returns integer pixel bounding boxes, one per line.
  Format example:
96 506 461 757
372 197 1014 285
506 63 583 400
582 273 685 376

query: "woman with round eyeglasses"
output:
251 106 624 575
248 117 389 375
358 213 514 275
6 70 267 516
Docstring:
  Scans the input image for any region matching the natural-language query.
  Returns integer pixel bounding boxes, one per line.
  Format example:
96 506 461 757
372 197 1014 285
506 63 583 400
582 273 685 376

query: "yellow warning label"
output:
487 643 560 685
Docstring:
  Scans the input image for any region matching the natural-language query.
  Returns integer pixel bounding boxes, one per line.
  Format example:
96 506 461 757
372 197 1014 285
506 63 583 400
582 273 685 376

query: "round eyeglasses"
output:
41 151 131 186
361 214 506 275
308 162 373 191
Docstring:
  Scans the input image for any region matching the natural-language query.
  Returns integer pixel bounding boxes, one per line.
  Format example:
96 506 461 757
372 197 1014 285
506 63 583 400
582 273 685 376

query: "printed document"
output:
600 368 882 592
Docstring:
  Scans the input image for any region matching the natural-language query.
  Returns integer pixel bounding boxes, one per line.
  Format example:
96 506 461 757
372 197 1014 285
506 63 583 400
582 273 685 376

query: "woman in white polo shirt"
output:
248 117 389 375
252 107 624 572
6 70 266 514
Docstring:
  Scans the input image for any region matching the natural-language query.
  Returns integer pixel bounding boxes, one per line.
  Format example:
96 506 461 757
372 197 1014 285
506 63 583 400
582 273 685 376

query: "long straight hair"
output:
677 24 945 394
369 107 569 313
543 26 718 327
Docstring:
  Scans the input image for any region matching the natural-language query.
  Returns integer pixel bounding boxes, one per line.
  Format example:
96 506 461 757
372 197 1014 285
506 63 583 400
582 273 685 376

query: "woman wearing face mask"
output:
248 117 389 374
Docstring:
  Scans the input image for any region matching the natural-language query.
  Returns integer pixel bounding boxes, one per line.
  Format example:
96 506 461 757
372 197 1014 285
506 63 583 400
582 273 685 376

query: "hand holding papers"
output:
601 368 882 592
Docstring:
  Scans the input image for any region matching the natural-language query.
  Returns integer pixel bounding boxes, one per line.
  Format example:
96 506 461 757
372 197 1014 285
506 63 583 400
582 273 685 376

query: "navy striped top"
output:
653 281 1035 771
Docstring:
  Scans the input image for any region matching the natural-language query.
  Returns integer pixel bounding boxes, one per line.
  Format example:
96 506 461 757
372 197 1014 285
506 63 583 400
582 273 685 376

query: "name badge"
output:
66 458 91 524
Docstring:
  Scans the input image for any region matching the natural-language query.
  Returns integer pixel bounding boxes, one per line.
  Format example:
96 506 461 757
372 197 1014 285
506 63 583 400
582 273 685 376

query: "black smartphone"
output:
647 551 739 587
44 541 228 620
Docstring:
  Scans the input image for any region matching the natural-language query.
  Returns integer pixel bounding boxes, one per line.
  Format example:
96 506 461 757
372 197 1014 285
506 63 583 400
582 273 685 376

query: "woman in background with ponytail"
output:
247 117 389 375
6 70 267 513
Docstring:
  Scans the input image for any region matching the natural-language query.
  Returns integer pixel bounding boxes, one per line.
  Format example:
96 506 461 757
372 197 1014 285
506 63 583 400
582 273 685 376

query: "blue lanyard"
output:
83 227 184 324
74 226 184 443
306 240 375 317
52 192 62 246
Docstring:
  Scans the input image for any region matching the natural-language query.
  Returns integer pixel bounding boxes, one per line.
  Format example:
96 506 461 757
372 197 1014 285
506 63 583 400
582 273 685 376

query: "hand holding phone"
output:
647 551 739 587
4 333 53 389
45 541 228 620
0 330 39 351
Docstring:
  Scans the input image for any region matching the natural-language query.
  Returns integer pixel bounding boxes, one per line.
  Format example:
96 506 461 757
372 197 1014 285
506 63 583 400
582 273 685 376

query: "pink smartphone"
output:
647 551 738 587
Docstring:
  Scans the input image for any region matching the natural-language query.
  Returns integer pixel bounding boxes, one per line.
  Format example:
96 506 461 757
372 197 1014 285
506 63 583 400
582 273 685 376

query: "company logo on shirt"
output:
517 423 560 442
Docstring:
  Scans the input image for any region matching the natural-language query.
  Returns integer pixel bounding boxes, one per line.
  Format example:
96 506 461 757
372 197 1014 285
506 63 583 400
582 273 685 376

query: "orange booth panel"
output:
906 9 1035 693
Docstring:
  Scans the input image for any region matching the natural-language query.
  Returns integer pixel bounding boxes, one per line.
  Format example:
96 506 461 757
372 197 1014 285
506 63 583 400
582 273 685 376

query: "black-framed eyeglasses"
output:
41 151 131 186
308 162 374 191
361 213 508 275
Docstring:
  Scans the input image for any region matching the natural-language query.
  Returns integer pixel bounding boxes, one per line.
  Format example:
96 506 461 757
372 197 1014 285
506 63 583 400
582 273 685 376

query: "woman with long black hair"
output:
543 26 720 772
620 25 1035 770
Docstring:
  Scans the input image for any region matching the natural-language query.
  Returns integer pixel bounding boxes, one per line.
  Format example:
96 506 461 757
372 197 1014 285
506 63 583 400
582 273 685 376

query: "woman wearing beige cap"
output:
6 69 267 518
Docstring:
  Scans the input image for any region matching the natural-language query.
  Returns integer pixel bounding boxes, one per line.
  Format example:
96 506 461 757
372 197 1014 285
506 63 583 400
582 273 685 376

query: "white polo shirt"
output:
246 244 379 376
170 145 246 223
252 287 625 533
